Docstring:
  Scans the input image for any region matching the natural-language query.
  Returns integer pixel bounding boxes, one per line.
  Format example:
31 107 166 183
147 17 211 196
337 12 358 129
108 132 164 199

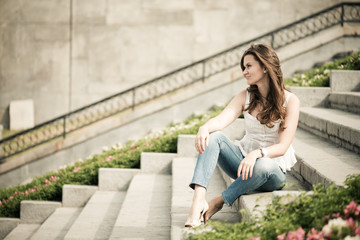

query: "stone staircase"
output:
1 70 360 240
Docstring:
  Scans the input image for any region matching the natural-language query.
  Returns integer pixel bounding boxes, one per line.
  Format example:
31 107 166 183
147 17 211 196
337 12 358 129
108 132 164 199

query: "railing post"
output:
132 88 136 110
271 33 275 49
63 116 66 138
0 124 2 157
341 4 344 26
202 61 206 82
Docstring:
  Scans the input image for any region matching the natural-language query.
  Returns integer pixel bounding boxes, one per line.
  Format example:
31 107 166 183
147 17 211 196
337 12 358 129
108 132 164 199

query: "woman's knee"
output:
208 131 226 144
253 158 278 176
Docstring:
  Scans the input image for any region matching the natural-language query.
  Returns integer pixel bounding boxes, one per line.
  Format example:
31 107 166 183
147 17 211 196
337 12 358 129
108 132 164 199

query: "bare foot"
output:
205 195 224 221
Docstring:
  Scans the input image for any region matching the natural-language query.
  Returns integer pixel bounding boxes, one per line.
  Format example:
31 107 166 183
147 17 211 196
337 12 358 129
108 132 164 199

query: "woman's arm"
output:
195 90 246 154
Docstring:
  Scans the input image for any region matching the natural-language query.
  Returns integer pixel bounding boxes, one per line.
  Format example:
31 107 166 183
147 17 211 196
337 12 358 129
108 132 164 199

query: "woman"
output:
185 43 300 228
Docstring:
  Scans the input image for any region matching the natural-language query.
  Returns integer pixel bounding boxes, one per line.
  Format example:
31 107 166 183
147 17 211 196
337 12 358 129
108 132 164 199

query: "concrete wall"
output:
0 0 357 128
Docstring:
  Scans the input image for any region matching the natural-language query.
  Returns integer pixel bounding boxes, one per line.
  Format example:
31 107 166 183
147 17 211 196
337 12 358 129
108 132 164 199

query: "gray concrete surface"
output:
98 168 140 191
62 184 98 207
329 92 360 114
20 201 62 224
9 99 35 130
64 191 126 240
3 223 39 240
289 87 331 107
0 218 19 240
299 107 360 154
330 70 360 92
140 152 177 174
30 207 81 240
110 174 172 240
292 128 360 187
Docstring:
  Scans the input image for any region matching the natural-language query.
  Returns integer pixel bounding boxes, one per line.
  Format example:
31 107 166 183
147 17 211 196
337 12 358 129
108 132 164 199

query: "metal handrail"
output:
1 2 359 162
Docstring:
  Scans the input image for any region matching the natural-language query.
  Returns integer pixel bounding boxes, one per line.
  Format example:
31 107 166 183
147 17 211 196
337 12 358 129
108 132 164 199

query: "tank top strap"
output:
283 92 293 107
245 90 251 109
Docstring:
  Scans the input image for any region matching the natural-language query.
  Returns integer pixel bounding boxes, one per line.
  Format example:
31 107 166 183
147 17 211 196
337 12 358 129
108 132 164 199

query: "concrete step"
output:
62 184 98 207
140 152 177 174
328 92 360 114
3 223 39 240
110 174 172 240
292 128 360 187
29 207 81 240
299 107 360 154
0 218 19 239
171 157 240 240
63 190 126 240
20 200 62 224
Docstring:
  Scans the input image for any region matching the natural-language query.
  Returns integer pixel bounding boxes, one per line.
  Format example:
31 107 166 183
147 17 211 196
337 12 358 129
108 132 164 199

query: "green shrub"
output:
284 51 360 87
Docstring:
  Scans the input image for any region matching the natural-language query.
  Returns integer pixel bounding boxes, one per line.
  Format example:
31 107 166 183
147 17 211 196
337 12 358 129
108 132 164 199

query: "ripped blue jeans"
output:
189 131 286 206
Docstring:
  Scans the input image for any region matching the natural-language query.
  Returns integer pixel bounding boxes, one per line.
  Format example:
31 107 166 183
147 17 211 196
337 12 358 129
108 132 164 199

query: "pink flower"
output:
345 201 357 216
8 196 13 200
306 228 323 240
25 191 29 195
356 226 360 236
277 233 286 240
332 212 340 218
106 156 113 162
145 142 150 147
45 179 49 184
130 147 138 152
73 167 81 173
286 227 305 240
14 192 18 195
356 205 360 216
31 189 36 192
248 237 261 240
49 176 59 181
346 218 356 230
0 200 2 206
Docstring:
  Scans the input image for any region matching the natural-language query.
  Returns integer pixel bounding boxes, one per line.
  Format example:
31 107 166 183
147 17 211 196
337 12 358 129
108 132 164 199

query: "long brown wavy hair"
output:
240 44 288 130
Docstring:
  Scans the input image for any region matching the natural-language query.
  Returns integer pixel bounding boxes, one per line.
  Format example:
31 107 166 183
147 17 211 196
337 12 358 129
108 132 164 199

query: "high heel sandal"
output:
185 201 209 228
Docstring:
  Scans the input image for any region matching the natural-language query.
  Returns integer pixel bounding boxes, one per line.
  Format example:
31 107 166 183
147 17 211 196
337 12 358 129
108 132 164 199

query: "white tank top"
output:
234 91 297 172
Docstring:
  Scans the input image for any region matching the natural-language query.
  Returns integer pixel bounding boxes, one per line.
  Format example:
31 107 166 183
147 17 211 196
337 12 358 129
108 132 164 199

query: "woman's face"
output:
242 54 266 86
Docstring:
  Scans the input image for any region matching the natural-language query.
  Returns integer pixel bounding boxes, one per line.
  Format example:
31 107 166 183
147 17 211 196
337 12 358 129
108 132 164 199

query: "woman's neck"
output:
256 78 270 98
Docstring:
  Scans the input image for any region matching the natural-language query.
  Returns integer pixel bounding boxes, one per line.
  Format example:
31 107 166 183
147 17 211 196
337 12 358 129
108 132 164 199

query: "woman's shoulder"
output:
284 90 300 107
232 89 247 101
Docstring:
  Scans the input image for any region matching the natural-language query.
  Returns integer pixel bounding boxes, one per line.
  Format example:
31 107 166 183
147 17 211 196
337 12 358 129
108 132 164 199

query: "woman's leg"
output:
221 158 286 206
189 131 244 190
187 131 243 224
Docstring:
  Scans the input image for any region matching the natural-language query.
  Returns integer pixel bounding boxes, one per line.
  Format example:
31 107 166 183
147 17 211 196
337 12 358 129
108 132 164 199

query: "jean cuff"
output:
221 191 232 207
189 181 208 191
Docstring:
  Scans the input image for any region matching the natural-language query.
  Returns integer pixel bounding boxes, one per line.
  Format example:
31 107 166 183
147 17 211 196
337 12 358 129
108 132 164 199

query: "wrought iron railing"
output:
1 2 359 162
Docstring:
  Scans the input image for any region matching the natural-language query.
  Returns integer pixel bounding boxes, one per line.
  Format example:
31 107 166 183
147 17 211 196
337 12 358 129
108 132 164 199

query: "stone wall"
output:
0 0 357 127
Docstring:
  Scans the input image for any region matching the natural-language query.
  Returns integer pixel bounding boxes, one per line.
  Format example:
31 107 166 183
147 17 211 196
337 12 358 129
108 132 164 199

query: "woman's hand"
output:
195 126 209 154
237 150 260 180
